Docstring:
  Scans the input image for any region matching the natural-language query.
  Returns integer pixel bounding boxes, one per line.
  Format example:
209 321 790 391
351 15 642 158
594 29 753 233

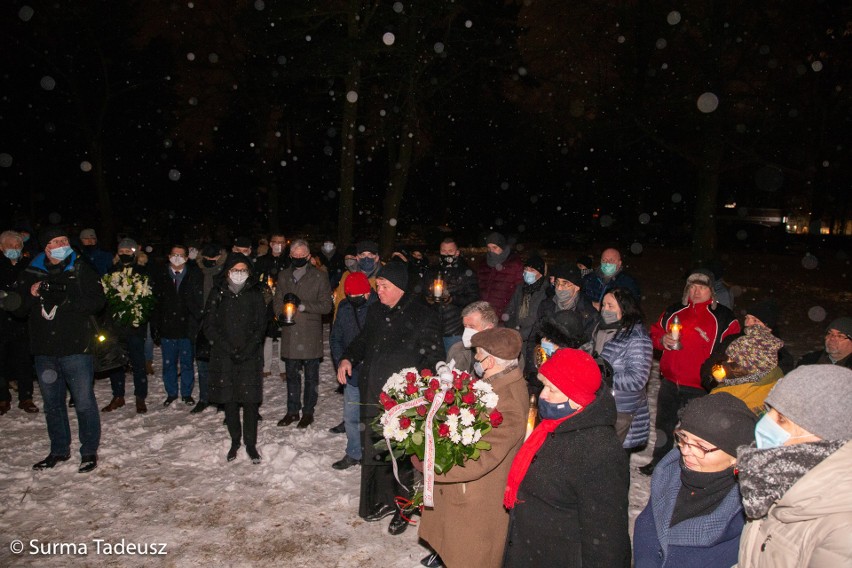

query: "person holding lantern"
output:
273 239 332 429
423 237 480 353
642 268 739 475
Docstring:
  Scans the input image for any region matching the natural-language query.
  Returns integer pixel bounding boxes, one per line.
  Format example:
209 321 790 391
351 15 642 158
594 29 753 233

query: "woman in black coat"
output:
203 253 267 463
503 348 631 568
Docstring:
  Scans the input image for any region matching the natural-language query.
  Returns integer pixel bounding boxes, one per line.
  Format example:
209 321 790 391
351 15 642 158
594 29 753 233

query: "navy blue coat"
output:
581 269 641 305
633 449 746 568
329 293 376 387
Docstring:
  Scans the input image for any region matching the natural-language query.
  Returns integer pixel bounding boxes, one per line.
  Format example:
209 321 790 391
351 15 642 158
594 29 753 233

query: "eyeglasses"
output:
826 331 851 341
674 430 721 459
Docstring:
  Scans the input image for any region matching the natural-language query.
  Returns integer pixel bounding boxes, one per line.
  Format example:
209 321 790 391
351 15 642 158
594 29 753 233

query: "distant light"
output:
724 202 736 208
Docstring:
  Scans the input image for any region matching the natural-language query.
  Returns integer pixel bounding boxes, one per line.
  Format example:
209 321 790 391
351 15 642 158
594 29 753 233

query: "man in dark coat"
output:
477 232 523 319
423 237 479 352
337 262 444 536
151 244 204 406
797 317 852 369
505 254 550 392
580 247 641 309
204 253 267 463
18 227 106 473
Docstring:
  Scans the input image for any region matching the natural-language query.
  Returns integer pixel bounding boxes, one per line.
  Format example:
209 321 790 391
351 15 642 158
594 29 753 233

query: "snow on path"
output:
0 330 654 567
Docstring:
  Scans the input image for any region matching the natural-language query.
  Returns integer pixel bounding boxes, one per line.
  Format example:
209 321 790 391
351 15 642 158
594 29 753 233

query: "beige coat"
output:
419 366 529 568
273 264 332 360
737 441 852 568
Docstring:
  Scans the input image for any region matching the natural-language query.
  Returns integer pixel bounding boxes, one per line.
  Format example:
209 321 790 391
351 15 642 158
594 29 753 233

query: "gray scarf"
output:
486 247 511 268
292 265 307 282
737 440 845 520
228 280 247 295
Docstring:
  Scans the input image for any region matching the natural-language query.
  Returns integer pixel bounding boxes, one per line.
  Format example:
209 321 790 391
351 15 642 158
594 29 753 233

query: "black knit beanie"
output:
377 262 408 292
678 393 757 456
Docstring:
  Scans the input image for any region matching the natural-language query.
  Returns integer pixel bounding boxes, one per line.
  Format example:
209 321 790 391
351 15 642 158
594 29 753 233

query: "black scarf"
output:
737 440 845 520
670 460 738 526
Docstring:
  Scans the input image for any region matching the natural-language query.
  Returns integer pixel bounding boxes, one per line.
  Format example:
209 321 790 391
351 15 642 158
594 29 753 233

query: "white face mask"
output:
462 327 477 348
188 248 198 260
170 255 186 267
322 242 334 253
272 244 284 254
229 270 249 285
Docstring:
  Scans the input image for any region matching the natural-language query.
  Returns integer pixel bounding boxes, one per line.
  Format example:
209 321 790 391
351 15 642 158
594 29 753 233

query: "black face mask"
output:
440 255 458 267
348 295 367 307
290 257 308 269
202 258 217 268
118 254 134 265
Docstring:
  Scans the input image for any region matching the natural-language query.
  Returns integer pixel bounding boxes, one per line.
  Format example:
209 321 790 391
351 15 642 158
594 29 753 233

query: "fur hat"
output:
485 231 507 249
539 310 586 349
682 268 716 306
746 299 780 330
725 325 784 375
524 254 546 276
39 226 69 249
679 392 757 456
538 348 601 407
765 365 852 440
471 327 523 360
344 272 371 296
826 317 852 339
551 263 583 286
117 238 138 252
356 240 379 255
377 262 408 292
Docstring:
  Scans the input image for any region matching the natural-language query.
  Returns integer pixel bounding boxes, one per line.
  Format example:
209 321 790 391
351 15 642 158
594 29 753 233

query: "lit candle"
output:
712 364 727 381
525 395 537 441
669 315 682 341
267 276 275 289
433 277 444 299
284 302 296 321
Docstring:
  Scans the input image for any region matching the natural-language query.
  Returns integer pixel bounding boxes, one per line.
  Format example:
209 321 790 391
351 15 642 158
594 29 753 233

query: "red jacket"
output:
651 300 740 389
477 252 524 318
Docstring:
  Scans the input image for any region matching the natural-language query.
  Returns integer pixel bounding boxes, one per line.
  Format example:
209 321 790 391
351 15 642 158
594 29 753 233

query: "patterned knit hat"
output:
726 324 784 375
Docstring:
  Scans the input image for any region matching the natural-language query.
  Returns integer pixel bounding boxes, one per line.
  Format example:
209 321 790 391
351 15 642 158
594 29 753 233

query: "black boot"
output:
227 442 240 462
246 446 261 464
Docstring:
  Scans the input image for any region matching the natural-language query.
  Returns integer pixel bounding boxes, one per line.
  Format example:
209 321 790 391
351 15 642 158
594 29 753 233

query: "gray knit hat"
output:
826 317 852 338
765 365 852 440
117 238 138 252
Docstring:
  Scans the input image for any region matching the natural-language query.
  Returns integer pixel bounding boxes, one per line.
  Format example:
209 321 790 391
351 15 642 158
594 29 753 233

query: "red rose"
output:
429 378 440 391
444 390 455 404
489 409 503 427
421 369 433 377
452 377 463 390
462 392 476 405
459 371 471 381
399 416 412 429
404 383 419 396
446 405 460 416
406 372 417 383
425 389 435 403
416 405 428 416
438 423 451 437
380 392 397 410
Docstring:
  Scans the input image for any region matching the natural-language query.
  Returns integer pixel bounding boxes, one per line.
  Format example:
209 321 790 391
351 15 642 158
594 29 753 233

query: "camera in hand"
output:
38 281 67 294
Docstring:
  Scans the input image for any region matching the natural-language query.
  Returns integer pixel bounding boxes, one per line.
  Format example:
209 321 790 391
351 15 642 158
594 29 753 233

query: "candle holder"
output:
668 314 682 350
711 364 727 381
280 293 299 326
431 276 448 303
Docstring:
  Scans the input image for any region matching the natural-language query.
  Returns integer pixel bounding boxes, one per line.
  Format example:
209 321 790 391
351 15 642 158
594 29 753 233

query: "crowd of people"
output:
1 224 850 567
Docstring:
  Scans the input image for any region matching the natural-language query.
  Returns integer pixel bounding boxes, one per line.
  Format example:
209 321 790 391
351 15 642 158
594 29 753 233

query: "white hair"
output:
0 231 23 246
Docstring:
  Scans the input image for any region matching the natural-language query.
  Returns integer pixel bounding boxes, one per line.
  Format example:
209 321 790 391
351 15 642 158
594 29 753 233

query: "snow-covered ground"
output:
0 331 656 567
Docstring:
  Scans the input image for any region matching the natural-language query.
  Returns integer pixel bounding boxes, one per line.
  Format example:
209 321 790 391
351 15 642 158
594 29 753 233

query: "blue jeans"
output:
196 359 209 403
344 384 362 460
283 358 320 415
35 354 101 457
161 338 194 398
443 335 462 354
109 335 148 399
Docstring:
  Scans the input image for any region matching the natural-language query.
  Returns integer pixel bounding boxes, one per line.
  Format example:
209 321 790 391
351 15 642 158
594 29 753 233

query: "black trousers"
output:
0 332 34 402
649 378 705 465
358 420 413 519
224 402 259 448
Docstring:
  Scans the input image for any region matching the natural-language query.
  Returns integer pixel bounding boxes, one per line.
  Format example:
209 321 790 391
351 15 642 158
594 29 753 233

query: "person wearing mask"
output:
592 287 653 449
535 262 598 346
633 393 757 568
417 328 529 568
580 247 641 310
503 348 631 568
203 254 267 463
505 255 549 393
797 316 852 369
273 239 332 428
329 272 376 469
101 238 151 414
255 233 289 379
78 228 113 277
151 244 204 407
18 227 105 472
737 365 852 567
446 301 499 374
318 239 345 291
333 240 381 313
424 237 480 352
476 232 523 319
191 243 226 414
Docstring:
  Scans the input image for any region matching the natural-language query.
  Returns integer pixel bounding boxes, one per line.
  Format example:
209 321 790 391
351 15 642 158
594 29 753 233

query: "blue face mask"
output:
4 248 21 261
600 262 617 277
358 257 376 274
538 398 576 420
754 414 789 449
523 270 539 285
473 360 486 378
49 246 72 261
540 339 556 357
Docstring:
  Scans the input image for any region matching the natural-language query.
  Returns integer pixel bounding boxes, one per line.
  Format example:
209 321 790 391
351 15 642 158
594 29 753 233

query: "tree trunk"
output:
337 60 360 247
691 130 723 264
379 104 416 257
91 139 116 247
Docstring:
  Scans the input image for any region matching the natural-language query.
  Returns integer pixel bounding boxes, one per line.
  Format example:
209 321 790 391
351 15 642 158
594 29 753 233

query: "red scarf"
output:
503 406 588 509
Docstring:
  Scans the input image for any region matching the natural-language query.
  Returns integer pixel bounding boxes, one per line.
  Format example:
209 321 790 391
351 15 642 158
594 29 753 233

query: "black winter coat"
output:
423 259 479 337
151 262 204 340
17 252 106 356
203 269 267 404
0 254 29 336
503 386 631 568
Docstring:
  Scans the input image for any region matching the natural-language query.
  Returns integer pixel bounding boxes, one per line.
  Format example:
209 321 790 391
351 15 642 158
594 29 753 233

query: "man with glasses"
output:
151 244 204 407
797 317 852 369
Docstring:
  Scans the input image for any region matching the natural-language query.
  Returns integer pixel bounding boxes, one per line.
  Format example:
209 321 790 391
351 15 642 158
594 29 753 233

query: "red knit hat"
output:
344 272 371 296
538 348 601 406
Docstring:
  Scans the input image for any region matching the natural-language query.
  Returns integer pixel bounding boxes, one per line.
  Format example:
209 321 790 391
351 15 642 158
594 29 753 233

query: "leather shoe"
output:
297 414 314 428
332 455 360 470
277 413 299 427
0 400 11 415
421 552 444 567
182 396 195 405
101 396 125 412
364 503 395 522
33 454 71 470
388 509 409 535
227 443 240 462
79 455 97 473
18 399 40 413
328 421 346 434
639 462 656 476
163 395 178 407
190 401 209 414
246 446 261 464
136 397 147 414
